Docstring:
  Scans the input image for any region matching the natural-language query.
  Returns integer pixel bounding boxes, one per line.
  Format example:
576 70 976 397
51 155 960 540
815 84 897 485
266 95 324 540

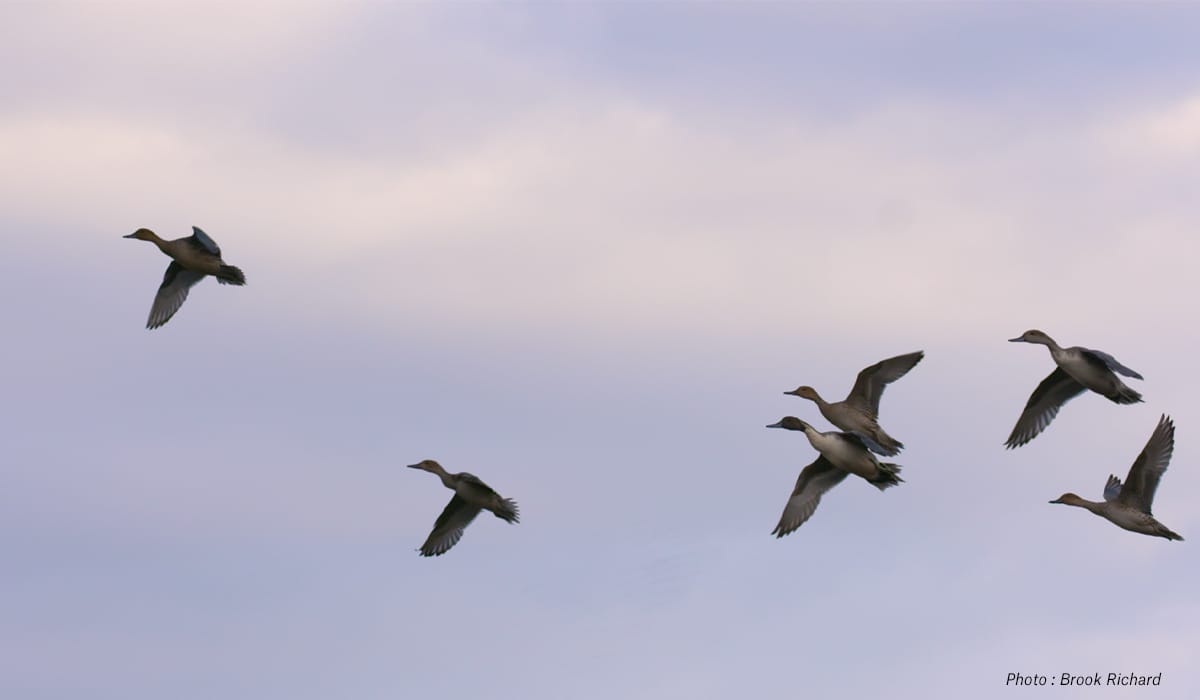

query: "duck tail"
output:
869 429 903 457
493 498 519 524
1162 527 1183 542
216 265 246 286
1107 382 1142 405
871 463 903 491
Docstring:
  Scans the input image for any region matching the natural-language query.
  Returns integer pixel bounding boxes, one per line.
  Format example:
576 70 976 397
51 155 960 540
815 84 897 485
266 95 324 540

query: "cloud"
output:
1100 93 1200 160
6 83 1200 353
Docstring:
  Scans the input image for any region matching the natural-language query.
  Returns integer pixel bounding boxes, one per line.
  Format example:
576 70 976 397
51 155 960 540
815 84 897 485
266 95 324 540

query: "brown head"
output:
123 228 160 242
784 386 821 402
766 416 811 432
1049 492 1084 506
406 459 444 473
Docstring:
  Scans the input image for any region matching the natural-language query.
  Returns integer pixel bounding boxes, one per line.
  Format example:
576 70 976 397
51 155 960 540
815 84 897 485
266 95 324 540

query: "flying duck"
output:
1049 415 1183 541
408 459 519 556
124 226 245 328
766 417 902 537
1005 330 1142 448
785 350 923 455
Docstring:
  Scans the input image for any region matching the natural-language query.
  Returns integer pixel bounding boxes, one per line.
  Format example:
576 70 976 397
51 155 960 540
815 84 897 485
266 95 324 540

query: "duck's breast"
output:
813 433 878 480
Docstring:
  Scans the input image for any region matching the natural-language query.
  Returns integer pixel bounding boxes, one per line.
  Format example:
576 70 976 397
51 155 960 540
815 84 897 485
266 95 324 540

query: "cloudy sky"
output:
3 3 1199 698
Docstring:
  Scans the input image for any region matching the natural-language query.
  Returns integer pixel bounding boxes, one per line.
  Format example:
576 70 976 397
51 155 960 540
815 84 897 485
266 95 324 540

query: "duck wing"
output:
1080 348 1143 380
418 494 482 556
1005 367 1087 448
1103 475 1123 502
147 262 204 329
772 455 850 537
1118 415 1174 514
187 226 222 256
846 351 924 416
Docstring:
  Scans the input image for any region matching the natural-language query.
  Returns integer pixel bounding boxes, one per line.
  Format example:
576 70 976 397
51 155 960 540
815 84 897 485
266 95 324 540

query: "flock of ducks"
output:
767 343 1182 543
126 227 1186 555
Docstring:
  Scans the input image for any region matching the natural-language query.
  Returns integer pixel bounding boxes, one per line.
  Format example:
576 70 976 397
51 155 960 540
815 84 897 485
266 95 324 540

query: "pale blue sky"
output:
3 3 1198 698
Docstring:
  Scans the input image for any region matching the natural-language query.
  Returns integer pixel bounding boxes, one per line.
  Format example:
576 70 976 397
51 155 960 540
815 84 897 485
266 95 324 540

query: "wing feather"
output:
147 262 204 329
1103 475 1123 502
1005 367 1087 448
846 351 924 416
1118 415 1174 514
188 226 221 256
1081 348 1143 380
771 456 849 537
418 494 482 557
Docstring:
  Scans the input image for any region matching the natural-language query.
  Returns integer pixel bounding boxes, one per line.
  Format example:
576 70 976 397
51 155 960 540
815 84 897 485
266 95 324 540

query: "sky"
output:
3 2 1199 698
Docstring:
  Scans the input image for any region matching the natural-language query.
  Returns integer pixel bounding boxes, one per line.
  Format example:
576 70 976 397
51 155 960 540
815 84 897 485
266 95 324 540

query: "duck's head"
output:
766 416 810 432
1009 329 1052 345
406 459 443 472
784 386 820 401
1049 492 1083 506
123 228 157 242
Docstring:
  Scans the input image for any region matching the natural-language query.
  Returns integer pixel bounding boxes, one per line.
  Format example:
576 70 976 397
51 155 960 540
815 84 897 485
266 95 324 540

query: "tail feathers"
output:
492 498 519 524
1161 527 1183 542
871 463 904 491
1108 383 1142 405
870 429 903 457
216 265 246 285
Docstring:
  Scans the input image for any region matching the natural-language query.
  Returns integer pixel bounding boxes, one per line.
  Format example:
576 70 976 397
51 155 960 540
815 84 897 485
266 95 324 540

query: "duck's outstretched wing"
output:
1118 414 1174 514
846 351 924 416
772 456 849 537
418 494 482 557
1081 348 1143 380
1005 367 1086 448
147 262 204 329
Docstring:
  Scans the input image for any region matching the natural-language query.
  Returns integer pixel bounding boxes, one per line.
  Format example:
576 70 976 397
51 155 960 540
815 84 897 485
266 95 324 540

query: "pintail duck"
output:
124 226 246 329
1005 330 1143 448
785 351 923 456
1050 415 1183 541
408 459 519 556
766 417 902 536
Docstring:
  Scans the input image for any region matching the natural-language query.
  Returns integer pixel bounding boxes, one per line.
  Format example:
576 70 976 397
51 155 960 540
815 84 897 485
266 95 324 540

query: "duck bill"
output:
405 463 423 469
122 232 138 239
1048 497 1064 504
765 421 785 429
1008 337 1026 343
782 389 800 396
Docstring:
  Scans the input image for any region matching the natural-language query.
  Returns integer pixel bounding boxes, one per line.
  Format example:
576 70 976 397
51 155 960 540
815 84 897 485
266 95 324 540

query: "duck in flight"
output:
408 459 519 556
785 350 923 456
1049 415 1183 541
124 226 245 329
1005 330 1142 449
766 417 902 537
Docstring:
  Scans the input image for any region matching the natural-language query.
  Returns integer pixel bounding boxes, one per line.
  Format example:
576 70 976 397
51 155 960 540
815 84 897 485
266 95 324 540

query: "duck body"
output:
1006 330 1142 448
1050 415 1182 541
766 416 902 537
800 423 897 484
124 226 245 328
786 351 923 456
408 459 519 556
1051 495 1182 541
1050 345 1141 402
798 392 902 457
